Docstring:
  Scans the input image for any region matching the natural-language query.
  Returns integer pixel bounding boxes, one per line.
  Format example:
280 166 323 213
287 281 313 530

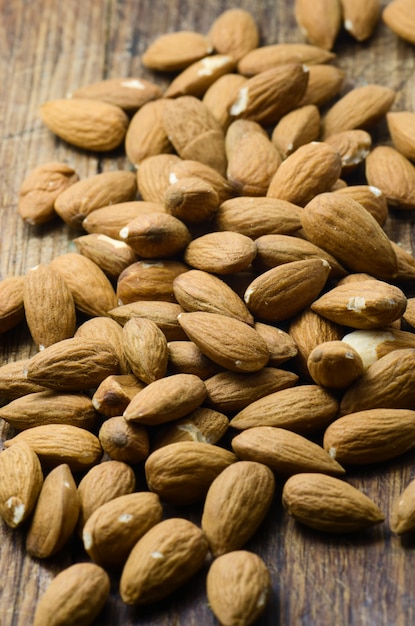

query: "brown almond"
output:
0 359 49 401
98 416 149 464
164 54 236 98
125 99 173 168
299 64 346 107
333 185 388 226
325 129 372 172
294 0 342 50
119 212 191 258
365 145 415 210
271 104 321 159
169 158 235 203
122 318 168 384
254 322 299 366
75 316 130 375
167 340 222 379
141 31 213 71
0 276 25 334
340 0 381 41
116 260 188 305
152 407 229 449
92 374 145 418
164 176 219 223
137 153 182 203
383 0 415 45
387 111 415 162
108 300 187 341
73 233 137 279
72 76 162 112
307 341 364 389
203 73 248 129
184 231 257 274
82 201 166 239
208 9 259 61
341 327 415 369
391 478 415 534
237 43 335 75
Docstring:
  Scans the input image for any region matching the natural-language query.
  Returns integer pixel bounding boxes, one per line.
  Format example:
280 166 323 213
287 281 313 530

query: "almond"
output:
387 111 415 162
365 145 415 210
299 64 345 107
123 373 207 425
230 384 338 434
307 341 364 389
0 276 25 334
40 98 129 151
73 233 137 279
152 407 229 448
137 154 182 203
208 9 259 61
72 76 162 112
169 158 235 203
125 99 173 168
282 472 384 532
164 54 236 98
141 31 213 71
0 359 49 401
75 316 130 375
271 104 321 159
82 492 163 568
340 0 381 41
184 231 257 274
0 441 43 528
237 43 335 75
294 0 342 50
122 317 168 384
203 73 248 129
167 340 221 379
98 416 149 464
92 374 145 418
18 162 78 225
33 563 110 626
324 129 372 172
119 211 191 258
383 0 415 45
206 551 271 626
333 184 388 226
120 517 209 604
164 176 219 223
26 463 79 558
108 300 187 341
82 200 166 239
178 311 269 373
54 170 137 228
341 328 415 369
201 461 275 556
144 441 237 505
116 259 188 305
391 478 415 534
323 408 415 464
254 323 298 366
322 84 396 138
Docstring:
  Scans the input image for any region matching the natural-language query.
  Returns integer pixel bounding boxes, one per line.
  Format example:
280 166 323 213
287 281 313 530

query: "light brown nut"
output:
73 233 137 279
141 31 213 71
208 9 259 61
164 176 219 223
299 64 346 107
184 231 257 274
77 460 136 530
0 441 43 528
237 43 335 75
300 192 398 279
92 374 145 418
391 478 415 534
204 367 298 413
323 408 415 465
54 170 137 229
333 185 388 226
230 384 338 434
253 234 347 278
50 253 118 317
307 341 364 389
244 259 331 323
339 348 415 415
24 337 120 391
228 64 309 126
33 563 110 626
341 328 415 369
0 359 48 401
40 98 129 151
123 373 207 426
365 145 415 210
324 129 372 172
214 196 302 239
108 301 187 341
0 391 98 431
294 0 342 50
81 201 166 239
116 259 188 305
267 142 342 206
75 317 130 375
202 461 275 556
271 104 321 159
173 269 254 325
311 279 407 329
162 96 227 176
137 154 182 203
282 472 384 532
206 551 271 626
26 464 79 559
125 99 173 168
0 276 25 334
144 441 237 505
4 424 102 472
322 84 396 138
119 212 191 258
203 73 248 129
120 518 209 605
18 162 78 225
98 416 149 464
178 311 269 373
23 264 76 350
167 341 221 379
169 158 235 203
152 407 229 449
253 323 298 366
72 76 162 112
122 318 168 384
82 492 163 568
164 54 236 98
340 0 381 41
382 0 415 45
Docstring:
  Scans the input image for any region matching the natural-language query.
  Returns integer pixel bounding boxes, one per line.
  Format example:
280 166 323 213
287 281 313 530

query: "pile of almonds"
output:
2 2 415 624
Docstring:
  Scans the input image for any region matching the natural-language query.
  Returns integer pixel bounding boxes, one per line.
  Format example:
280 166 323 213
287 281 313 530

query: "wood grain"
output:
1 0 415 624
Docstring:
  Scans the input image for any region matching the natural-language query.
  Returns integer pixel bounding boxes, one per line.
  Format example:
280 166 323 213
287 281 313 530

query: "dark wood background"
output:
1 1 415 624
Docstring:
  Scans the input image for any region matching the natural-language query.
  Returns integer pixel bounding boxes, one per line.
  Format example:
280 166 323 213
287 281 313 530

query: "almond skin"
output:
109 300 187 342
299 64 345 107
141 31 213 71
33 563 110 626
307 341 364 389
282 472 384 532
75 317 130 375
295 0 342 50
152 407 229 448
73 233 137 279
125 99 173 167
117 259 188 305
98 416 150 465
167 341 221 379
122 317 168 384
119 211 191 259
340 0 381 41
387 111 415 162
391 478 415 535
208 9 259 61
201 461 275 556
164 54 236 99
365 145 415 210
382 0 415 45
271 104 321 159
164 176 219 223
40 98 129 151
120 518 209 605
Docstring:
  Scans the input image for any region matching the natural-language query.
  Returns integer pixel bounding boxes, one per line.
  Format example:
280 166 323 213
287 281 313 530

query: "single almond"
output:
382 0 415 45
72 76 162 112
82 201 166 239
141 31 213 71
391 478 415 534
299 64 346 107
164 176 219 223
92 374 145 418
152 407 229 449
237 43 335 75
0 276 25 334
203 73 248 129
208 9 259 61
75 316 130 375
325 129 372 172
137 154 182 203
125 99 173 168
340 0 381 41
307 341 364 389
108 300 187 341
184 231 257 274
254 322 298 366
98 416 150 464
164 54 236 98
119 212 191 258
365 145 415 210
294 0 342 50
73 233 137 279
116 260 188 305
271 104 321 159
122 318 168 384
333 185 388 226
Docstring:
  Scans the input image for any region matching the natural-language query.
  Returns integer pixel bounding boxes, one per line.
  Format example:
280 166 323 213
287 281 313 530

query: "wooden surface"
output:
1 1 415 624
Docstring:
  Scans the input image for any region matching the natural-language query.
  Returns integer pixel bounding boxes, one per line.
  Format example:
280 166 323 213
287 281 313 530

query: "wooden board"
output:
1 1 415 624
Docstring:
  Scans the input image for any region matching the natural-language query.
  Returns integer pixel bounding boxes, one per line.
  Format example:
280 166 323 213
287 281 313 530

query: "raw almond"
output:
116 259 188 305
33 563 110 626
75 316 130 375
299 64 346 107
390 478 415 534
141 31 213 71
340 0 381 41
271 104 321 159
206 551 271 626
40 98 129 151
81 200 166 239
230 384 338 434
0 441 43 528
125 99 173 167
201 461 275 556
92 374 145 418
0 359 48 401
324 129 372 172
152 407 229 449
333 184 388 226
254 323 298 366
382 0 415 45
98 416 150 464
294 0 342 50
0 276 25 334
82 492 163 568
122 317 168 384
169 158 235 203
365 145 415 210
137 154 182 203
282 472 384 532
164 54 236 98
323 408 415 464
120 517 208 604
164 176 219 223
167 340 221 379
72 76 162 112
26 463 79 558
307 341 364 389
73 233 137 279
108 300 187 341
387 111 415 162
144 441 237 505
203 73 248 129
119 211 191 258
208 9 259 61
184 231 257 274
237 43 335 75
